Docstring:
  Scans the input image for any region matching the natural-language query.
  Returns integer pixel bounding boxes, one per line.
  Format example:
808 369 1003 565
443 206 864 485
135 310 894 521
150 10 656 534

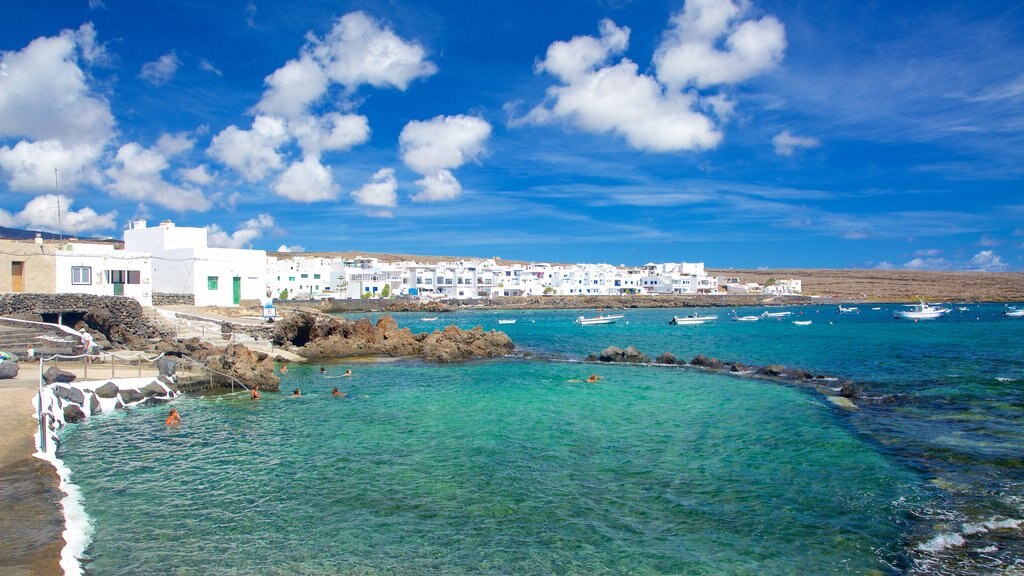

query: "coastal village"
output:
0 219 801 308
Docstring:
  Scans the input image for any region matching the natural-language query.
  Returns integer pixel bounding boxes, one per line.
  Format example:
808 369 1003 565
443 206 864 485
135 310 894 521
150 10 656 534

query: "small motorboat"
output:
792 320 812 326
893 300 951 320
761 311 793 318
871 307 881 311
837 305 859 314
1003 307 1024 318
497 319 517 325
733 315 761 322
670 314 718 325
957 306 969 311
575 314 624 325
421 317 438 321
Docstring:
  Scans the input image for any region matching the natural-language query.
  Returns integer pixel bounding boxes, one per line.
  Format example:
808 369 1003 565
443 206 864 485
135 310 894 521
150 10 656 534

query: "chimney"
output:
129 219 147 230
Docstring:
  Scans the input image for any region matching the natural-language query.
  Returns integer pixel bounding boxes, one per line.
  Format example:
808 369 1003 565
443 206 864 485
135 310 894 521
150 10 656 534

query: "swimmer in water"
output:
332 387 347 397
342 369 352 377
280 363 288 375
250 385 260 400
587 374 602 383
165 408 181 425
291 388 301 397
320 366 326 374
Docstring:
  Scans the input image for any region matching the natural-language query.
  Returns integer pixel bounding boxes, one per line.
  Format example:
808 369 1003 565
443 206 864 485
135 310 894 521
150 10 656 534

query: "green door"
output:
113 283 124 296
233 276 241 305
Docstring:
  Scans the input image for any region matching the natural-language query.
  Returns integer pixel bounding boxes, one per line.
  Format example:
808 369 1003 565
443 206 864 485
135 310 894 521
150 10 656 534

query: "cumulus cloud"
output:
271 156 338 202
105 141 211 211
412 169 461 202
178 164 216 185
0 194 116 233
520 19 721 152
518 1 785 153
256 54 329 119
399 115 491 201
351 167 398 208
310 11 437 91
206 213 275 249
208 115 289 181
654 0 786 90
0 139 103 192
277 244 305 253
903 256 952 270
288 112 370 156
966 250 1007 272
0 24 115 146
913 248 942 257
139 51 182 85
772 130 820 156
74 22 111 66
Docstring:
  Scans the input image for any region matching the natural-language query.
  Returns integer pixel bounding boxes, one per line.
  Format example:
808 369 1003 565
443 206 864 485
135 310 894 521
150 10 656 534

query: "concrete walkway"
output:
152 305 306 363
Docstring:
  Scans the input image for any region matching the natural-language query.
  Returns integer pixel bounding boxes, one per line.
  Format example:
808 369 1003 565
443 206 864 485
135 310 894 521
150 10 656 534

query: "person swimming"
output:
280 363 288 375
320 366 326 374
291 388 301 397
332 387 348 397
342 369 352 377
587 374 602 383
165 408 181 425
250 385 260 399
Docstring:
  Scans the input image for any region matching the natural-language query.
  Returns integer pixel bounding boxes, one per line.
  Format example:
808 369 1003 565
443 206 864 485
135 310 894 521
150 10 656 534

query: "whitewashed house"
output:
123 220 268 307
55 242 154 306
270 256 336 300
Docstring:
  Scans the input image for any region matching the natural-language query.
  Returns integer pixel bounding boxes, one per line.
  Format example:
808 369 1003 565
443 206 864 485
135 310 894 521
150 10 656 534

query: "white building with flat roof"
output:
123 220 268 306
55 242 154 306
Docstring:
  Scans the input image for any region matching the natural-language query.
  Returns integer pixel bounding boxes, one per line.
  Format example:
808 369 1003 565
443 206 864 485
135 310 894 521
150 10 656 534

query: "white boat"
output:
871 307 881 311
793 320 812 326
893 300 951 320
733 315 761 322
497 319 517 325
575 314 624 325
837 305 859 314
957 306 969 311
421 317 438 321
670 314 718 325
1004 307 1024 318
761 311 793 318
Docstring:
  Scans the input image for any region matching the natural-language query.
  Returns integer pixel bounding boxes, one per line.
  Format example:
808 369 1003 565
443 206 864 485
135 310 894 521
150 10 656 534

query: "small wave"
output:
918 532 965 552
994 377 1017 383
975 545 998 553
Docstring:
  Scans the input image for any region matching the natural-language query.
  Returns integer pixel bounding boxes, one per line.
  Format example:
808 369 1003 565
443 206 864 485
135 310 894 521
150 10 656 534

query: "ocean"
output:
58 304 1024 575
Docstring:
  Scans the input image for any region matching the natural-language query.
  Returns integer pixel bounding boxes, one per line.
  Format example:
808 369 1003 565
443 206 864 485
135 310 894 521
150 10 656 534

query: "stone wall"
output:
153 292 195 306
0 293 168 345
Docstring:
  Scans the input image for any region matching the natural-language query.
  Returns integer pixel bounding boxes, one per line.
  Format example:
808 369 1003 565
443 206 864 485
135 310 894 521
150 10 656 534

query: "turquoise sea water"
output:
60 304 1024 575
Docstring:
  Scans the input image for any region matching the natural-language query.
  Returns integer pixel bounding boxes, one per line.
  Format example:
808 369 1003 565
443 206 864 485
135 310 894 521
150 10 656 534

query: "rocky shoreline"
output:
587 344 885 410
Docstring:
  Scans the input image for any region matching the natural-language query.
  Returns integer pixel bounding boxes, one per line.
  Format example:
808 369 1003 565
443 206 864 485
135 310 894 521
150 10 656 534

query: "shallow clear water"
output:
60 303 1024 575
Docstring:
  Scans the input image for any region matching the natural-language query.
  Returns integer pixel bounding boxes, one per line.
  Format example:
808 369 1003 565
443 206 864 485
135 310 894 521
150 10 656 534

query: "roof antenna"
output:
55 168 64 240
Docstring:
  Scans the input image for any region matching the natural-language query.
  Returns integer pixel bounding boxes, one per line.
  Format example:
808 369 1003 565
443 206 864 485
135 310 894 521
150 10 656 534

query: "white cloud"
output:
277 244 305 253
977 235 1000 247
255 54 329 119
772 130 820 156
271 156 338 202
399 115 490 201
73 22 111 66
206 214 275 249
199 58 222 76
903 256 951 270
0 24 115 145
0 194 116 233
966 250 1007 272
874 261 894 270
208 115 289 181
411 169 461 203
178 164 216 185
0 139 103 192
155 132 194 156
139 51 182 86
105 142 211 211
913 248 942 257
654 0 786 90
520 19 722 152
400 115 491 174
289 112 369 156
311 11 437 91
351 167 398 207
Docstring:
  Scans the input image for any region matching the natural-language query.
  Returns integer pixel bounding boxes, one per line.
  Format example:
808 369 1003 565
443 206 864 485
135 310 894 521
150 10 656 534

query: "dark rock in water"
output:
0 360 18 379
586 353 598 362
140 382 167 397
420 325 515 363
205 343 281 391
89 394 101 415
690 355 723 369
597 346 623 362
115 397 125 410
118 389 144 405
94 382 119 399
755 365 787 377
43 367 76 385
756 365 813 380
142 397 169 407
837 381 861 398
63 404 86 423
54 385 85 405
656 352 678 365
596 345 650 364
727 362 747 372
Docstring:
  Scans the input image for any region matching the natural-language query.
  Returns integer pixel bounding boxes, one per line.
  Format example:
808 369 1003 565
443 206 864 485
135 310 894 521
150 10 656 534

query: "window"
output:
301 274 308 278
107 270 126 284
72 266 92 285
127 270 141 284
288 276 295 282
314 274 321 279
208 276 219 290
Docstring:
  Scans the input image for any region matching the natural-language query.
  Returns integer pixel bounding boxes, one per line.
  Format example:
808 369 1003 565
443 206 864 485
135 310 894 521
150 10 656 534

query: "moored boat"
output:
793 320 812 326
421 317 438 321
894 299 951 320
761 311 793 318
1003 307 1024 318
575 314 624 325
498 319 517 325
733 315 761 322
837 305 859 314
670 314 718 325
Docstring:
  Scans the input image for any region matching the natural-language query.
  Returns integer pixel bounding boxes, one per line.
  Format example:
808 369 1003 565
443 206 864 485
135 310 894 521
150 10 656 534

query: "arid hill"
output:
710 269 1024 302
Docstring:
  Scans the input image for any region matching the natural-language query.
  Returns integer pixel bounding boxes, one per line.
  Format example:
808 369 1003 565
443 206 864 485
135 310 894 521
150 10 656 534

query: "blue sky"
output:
1 0 1022 270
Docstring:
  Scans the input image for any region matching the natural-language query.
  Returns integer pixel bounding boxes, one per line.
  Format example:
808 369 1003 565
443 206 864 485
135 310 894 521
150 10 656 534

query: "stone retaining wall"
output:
0 293 167 345
153 293 195 306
